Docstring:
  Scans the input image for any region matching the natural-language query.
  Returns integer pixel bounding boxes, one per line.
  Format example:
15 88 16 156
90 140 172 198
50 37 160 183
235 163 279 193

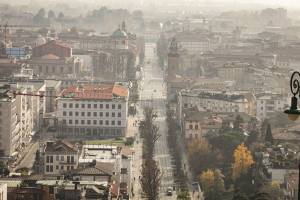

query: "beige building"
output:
0 86 20 158
0 183 7 200
43 140 79 175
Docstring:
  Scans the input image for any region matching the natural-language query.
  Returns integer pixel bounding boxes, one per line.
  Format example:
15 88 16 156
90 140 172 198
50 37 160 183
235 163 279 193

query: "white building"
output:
255 93 289 121
178 90 250 121
57 84 129 139
175 32 210 54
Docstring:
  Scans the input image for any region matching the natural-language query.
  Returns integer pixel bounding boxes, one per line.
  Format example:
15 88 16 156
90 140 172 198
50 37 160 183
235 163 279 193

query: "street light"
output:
284 71 300 199
284 71 300 121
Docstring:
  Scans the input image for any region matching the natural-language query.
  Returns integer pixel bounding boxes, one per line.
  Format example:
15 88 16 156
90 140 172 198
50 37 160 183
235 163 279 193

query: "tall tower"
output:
167 38 179 80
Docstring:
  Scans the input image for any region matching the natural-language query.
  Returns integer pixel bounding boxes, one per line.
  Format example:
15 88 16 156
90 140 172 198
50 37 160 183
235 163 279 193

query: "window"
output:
105 120 109 125
46 165 49 172
112 104 116 109
87 120 91 125
106 104 109 109
118 121 121 126
81 120 85 125
56 155 59 161
69 120 72 124
99 120 103 125
63 103 67 108
67 156 70 163
61 156 64 161
100 112 103 117
71 166 74 170
75 103 79 108
112 112 115 117
75 112 79 116
93 120 97 125
111 121 115 125
100 104 103 109
81 104 85 108
118 112 121 117
93 112 97 117
195 125 199 130
69 103 73 108
61 166 64 170
75 120 78 124
87 112 91 117
88 104 91 109
94 104 97 108
81 112 85 117
46 156 53 163
56 165 59 170
189 124 193 129
106 112 109 117
71 156 74 163
50 165 53 172
118 104 122 109
63 111 67 116
69 111 72 116
63 119 66 124
67 166 70 170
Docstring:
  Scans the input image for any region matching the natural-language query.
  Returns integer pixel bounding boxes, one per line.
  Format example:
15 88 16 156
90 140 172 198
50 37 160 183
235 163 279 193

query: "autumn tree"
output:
200 169 225 200
260 182 284 200
187 139 222 175
232 143 254 180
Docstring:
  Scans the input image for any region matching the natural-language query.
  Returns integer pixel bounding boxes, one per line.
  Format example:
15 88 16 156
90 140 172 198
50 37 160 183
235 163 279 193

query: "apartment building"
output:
255 93 289 121
56 83 129 139
178 90 250 122
43 140 79 175
0 86 20 158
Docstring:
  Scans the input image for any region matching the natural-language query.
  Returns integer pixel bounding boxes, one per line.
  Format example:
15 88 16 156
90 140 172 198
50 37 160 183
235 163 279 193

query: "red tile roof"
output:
61 84 128 100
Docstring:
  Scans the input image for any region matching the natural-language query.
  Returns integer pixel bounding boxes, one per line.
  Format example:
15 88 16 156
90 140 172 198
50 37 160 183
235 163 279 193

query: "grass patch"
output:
84 139 126 146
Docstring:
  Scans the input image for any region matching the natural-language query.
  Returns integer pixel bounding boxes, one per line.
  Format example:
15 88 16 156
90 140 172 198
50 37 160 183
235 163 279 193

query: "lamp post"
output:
284 71 300 199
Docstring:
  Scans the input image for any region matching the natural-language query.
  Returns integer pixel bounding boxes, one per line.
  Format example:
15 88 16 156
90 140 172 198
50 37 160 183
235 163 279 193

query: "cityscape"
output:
0 0 299 200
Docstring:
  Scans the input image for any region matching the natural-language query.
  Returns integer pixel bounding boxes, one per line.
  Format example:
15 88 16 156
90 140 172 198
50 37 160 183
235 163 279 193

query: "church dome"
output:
111 29 128 39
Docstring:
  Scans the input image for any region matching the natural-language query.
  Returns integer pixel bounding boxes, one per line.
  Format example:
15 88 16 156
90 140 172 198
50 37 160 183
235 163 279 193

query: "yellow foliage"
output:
200 169 215 192
232 143 255 180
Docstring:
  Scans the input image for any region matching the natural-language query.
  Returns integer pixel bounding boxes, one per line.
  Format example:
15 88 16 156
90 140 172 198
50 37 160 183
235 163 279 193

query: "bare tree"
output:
140 159 162 200
139 106 162 200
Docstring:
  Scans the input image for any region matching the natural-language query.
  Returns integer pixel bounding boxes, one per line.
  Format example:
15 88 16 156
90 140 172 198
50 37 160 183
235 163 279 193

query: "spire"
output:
169 38 178 55
122 21 126 32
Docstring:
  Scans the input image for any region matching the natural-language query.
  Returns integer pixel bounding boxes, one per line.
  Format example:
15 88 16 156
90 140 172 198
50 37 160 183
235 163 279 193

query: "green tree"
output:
264 124 273 144
58 12 65 19
48 10 56 18
37 8 46 18
0 161 9 176
234 115 244 130
177 190 191 200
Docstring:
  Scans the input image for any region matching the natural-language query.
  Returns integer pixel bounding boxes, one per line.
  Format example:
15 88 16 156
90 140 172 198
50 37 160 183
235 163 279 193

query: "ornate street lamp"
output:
284 71 300 121
284 71 300 199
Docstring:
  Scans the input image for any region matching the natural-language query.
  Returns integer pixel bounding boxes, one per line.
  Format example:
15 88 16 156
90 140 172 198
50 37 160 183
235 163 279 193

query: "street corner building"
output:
56 83 129 139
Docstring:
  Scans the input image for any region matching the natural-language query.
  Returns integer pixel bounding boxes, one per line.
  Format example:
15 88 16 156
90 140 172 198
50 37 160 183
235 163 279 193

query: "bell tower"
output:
167 38 179 80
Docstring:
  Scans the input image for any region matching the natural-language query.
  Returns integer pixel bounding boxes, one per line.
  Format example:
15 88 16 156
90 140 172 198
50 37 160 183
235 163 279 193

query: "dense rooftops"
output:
61 84 128 100
181 90 247 102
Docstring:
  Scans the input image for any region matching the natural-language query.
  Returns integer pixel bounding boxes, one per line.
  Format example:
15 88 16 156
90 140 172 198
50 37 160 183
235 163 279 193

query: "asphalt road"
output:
139 43 176 199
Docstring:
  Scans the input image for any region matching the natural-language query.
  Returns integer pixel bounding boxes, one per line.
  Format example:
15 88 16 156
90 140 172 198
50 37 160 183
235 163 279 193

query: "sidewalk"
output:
127 104 144 200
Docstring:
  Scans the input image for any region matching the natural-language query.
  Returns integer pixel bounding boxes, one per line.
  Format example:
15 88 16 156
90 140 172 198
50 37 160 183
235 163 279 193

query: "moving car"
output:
166 187 173 196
